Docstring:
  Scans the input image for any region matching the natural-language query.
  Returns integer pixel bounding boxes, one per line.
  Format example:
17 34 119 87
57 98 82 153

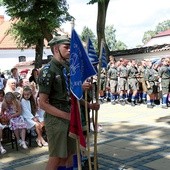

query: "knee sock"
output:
162 95 168 105
142 93 147 100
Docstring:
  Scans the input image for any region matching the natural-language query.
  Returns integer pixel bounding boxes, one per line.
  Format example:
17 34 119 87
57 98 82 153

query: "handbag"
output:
0 113 10 125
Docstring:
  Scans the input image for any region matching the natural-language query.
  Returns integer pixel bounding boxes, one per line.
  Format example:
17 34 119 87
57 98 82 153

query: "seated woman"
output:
21 86 48 147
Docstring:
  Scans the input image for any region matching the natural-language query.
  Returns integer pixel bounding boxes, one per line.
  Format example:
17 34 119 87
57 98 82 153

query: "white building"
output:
111 29 170 61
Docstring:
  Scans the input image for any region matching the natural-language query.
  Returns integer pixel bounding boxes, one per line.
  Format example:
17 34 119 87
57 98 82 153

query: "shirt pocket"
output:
53 74 64 93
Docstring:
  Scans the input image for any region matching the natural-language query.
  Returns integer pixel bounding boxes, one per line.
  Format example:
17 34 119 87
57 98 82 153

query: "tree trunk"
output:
38 20 53 41
97 0 110 60
34 38 44 69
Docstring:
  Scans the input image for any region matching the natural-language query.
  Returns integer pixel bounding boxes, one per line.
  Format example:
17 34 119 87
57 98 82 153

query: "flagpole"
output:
70 29 97 170
70 21 82 170
85 89 92 170
94 39 104 170
76 101 82 170
90 77 95 132
86 38 95 132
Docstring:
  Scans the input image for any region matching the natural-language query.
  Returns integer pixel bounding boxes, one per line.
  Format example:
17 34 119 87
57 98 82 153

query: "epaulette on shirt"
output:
39 63 51 85
43 63 51 70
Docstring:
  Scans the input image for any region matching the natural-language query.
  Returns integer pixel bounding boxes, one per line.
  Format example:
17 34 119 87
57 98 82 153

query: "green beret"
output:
48 35 70 46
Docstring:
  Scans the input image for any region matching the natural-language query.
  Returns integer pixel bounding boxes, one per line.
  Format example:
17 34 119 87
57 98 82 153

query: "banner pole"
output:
76 137 82 170
76 100 83 170
94 39 104 170
85 89 92 170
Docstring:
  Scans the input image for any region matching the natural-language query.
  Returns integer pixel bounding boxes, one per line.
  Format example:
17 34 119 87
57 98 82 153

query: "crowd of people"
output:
0 67 48 155
99 55 170 109
1 35 169 169
0 35 100 170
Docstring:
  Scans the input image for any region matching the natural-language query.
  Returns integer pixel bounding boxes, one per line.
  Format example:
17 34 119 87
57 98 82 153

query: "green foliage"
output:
142 30 156 45
2 0 72 68
105 25 127 50
155 20 170 33
0 0 3 6
115 40 127 50
80 25 127 52
81 26 98 51
142 20 170 45
3 0 72 47
105 25 116 50
81 26 96 42
9 19 43 48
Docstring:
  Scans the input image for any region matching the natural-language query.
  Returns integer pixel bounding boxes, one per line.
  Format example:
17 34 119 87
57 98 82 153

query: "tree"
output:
105 25 116 51
114 40 127 50
88 0 110 60
81 26 96 42
142 30 156 45
2 0 71 68
104 25 127 51
0 0 3 5
156 20 170 33
81 26 97 50
142 20 170 45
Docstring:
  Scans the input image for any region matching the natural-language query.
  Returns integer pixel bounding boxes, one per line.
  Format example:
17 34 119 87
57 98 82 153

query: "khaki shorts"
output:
128 78 139 91
44 113 76 158
118 78 128 91
110 80 118 93
161 79 170 95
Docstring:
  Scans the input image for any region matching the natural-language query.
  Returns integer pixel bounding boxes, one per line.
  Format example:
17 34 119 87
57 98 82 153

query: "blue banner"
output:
87 38 99 65
70 29 97 100
101 47 107 68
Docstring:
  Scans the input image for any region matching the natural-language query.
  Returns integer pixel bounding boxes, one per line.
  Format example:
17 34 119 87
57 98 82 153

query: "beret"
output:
48 35 70 46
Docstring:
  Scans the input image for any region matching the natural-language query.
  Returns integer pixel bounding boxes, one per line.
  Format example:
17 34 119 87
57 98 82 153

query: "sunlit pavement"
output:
1 102 170 170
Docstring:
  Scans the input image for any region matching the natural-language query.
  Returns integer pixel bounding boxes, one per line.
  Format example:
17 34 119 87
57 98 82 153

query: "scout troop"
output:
100 56 170 109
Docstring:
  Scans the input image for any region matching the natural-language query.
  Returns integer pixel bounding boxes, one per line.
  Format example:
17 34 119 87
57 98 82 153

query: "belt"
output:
110 78 118 80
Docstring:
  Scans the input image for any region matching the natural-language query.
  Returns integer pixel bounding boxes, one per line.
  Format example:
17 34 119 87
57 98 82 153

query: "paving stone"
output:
1 104 170 169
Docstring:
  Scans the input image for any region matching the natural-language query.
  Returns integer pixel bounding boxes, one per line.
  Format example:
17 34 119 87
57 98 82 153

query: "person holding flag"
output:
38 33 100 170
38 35 77 170
69 29 100 170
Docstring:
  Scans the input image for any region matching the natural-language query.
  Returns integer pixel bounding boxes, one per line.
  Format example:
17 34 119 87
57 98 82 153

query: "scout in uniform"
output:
38 35 76 170
108 60 118 105
127 59 139 106
144 60 159 108
159 57 170 109
117 59 129 105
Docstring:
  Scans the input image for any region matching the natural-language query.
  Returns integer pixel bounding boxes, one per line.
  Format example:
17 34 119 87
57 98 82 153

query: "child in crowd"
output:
0 90 6 154
1 92 28 149
36 94 45 124
15 78 31 98
21 86 48 147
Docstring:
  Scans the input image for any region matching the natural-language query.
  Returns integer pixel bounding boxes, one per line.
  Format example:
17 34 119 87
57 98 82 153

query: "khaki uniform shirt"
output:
38 58 70 113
